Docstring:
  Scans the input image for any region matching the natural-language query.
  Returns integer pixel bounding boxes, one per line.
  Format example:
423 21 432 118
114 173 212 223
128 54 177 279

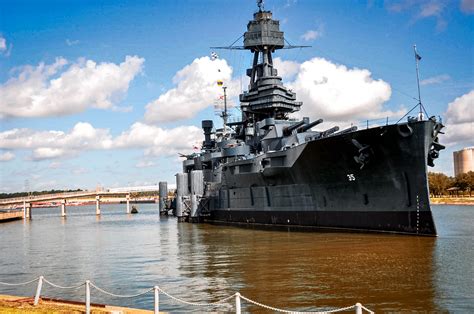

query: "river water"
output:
0 204 472 312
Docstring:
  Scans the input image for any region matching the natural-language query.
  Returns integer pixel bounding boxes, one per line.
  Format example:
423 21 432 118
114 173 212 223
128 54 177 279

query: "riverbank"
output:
0 294 158 313
430 197 474 205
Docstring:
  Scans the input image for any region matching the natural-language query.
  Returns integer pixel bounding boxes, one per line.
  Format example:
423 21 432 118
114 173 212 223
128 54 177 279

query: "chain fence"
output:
0 276 375 314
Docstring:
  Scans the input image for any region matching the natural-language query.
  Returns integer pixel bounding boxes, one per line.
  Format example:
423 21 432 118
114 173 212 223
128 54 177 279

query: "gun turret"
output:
297 119 323 133
283 120 306 136
319 126 340 137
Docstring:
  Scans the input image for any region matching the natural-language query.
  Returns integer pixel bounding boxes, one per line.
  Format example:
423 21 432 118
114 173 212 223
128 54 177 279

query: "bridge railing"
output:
0 276 375 314
0 190 136 205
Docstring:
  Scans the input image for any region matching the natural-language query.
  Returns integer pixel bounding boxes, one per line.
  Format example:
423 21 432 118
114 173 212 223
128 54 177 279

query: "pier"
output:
0 182 171 219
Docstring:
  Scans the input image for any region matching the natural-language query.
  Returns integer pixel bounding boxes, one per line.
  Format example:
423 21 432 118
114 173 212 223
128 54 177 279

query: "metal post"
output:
126 194 130 214
33 276 43 305
223 86 228 136
85 280 91 314
355 303 362 314
414 44 423 120
95 196 100 215
61 199 66 217
235 292 241 314
366 120 369 129
154 286 159 314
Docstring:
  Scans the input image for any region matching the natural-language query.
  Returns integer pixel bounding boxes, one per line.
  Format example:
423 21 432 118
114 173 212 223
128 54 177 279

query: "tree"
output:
428 172 452 197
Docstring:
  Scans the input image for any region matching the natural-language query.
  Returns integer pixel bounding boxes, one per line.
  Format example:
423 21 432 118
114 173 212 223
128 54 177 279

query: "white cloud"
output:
114 122 202 156
461 0 474 14
420 74 450 86
136 160 155 168
386 0 448 31
144 56 239 123
65 39 80 46
273 58 300 80
279 57 396 123
300 29 322 41
0 151 14 161
0 36 6 51
0 121 203 160
0 55 144 118
442 90 474 146
0 122 113 160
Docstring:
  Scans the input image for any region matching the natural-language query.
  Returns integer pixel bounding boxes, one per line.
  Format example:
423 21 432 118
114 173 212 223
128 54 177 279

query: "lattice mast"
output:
239 2 302 121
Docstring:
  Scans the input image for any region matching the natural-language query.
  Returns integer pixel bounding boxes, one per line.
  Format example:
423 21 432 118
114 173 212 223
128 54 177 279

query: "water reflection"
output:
1 204 471 312
179 225 439 312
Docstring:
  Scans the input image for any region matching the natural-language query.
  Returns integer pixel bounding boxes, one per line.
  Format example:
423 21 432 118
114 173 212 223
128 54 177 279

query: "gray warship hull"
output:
174 6 444 236
205 120 437 235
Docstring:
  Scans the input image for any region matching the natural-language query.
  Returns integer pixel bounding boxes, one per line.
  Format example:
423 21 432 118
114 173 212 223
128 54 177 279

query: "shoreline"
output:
430 197 474 206
0 294 158 313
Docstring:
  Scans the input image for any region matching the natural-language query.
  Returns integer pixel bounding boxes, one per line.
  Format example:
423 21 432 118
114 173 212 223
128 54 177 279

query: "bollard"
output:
61 200 66 217
154 286 159 314
355 303 362 314
235 292 241 314
126 194 130 214
85 280 91 314
33 276 43 305
95 196 101 215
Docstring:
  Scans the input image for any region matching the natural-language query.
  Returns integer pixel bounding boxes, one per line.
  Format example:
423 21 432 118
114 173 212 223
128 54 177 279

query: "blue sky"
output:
0 0 473 193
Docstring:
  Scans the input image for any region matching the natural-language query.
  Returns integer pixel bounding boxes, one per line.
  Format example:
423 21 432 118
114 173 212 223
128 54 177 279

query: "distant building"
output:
453 147 474 176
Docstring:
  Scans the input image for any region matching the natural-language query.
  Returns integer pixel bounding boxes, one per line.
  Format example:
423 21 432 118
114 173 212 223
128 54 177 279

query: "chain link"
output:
90 282 153 298
0 277 39 286
360 304 375 314
240 295 358 314
158 287 236 307
43 278 85 290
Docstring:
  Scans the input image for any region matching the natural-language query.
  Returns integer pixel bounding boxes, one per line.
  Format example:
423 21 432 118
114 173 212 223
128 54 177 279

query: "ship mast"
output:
414 44 423 121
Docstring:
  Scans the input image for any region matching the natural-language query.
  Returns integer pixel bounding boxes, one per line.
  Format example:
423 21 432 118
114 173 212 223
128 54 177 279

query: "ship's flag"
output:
211 52 218 60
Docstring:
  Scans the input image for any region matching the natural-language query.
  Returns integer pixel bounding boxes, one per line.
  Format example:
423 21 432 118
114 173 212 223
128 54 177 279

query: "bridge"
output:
0 183 172 219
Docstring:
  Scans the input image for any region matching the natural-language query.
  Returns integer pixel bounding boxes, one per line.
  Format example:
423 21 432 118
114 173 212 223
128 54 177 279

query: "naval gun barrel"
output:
297 119 323 133
333 126 358 136
283 120 306 136
320 126 340 137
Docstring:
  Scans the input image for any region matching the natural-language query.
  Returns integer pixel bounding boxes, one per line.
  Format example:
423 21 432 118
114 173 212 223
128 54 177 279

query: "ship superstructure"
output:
174 4 445 235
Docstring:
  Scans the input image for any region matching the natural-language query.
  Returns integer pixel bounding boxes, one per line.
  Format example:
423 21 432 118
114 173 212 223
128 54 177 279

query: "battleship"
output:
173 1 445 236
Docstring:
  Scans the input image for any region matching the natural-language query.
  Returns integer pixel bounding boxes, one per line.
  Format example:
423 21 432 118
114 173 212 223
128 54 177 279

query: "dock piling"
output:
126 194 130 214
95 196 100 215
60 199 66 217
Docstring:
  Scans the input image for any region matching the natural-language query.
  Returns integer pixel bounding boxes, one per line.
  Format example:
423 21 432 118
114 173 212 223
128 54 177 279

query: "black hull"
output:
205 121 438 236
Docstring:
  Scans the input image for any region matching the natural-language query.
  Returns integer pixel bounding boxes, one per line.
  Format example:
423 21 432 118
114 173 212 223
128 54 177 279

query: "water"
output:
0 204 472 312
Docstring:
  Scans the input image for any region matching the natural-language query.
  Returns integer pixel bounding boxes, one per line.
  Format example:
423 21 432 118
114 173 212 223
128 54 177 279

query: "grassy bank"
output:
0 294 156 313
430 197 474 205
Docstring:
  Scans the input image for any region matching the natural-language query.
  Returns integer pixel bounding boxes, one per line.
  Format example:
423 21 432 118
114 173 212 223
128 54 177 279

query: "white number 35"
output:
347 174 356 181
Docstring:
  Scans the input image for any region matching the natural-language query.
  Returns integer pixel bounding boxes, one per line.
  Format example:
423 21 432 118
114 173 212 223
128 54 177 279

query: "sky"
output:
0 0 473 193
